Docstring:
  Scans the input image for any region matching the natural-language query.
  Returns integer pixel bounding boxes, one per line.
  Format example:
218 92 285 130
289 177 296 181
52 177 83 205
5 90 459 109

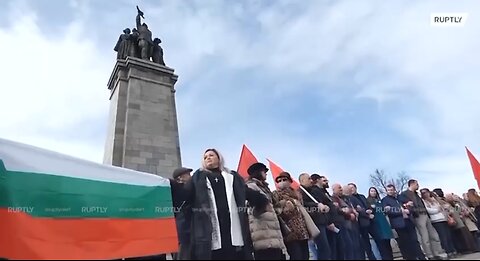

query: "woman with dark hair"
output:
245 163 287 260
367 187 394 260
172 148 269 260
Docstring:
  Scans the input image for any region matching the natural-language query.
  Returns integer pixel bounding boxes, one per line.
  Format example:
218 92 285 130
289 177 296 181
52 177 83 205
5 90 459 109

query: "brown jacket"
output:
246 178 286 251
273 187 309 242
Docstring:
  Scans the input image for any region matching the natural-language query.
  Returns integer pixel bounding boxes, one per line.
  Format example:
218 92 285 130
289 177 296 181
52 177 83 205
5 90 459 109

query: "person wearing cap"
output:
122 168 193 261
171 167 193 260
172 148 268 260
173 167 193 184
245 162 288 260
273 172 310 260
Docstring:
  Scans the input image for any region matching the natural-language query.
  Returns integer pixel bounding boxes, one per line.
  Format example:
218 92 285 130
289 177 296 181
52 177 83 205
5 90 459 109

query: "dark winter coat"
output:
300 185 329 226
177 169 268 260
316 186 342 226
381 195 415 230
351 193 371 228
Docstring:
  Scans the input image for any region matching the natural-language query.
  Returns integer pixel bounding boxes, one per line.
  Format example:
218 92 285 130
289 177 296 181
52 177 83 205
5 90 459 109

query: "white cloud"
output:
237 1 480 194
1 0 480 196
0 3 110 162
408 154 478 195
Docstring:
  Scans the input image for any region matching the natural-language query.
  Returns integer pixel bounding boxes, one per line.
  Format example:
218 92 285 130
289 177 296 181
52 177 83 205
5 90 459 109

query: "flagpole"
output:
299 185 319 204
236 145 246 172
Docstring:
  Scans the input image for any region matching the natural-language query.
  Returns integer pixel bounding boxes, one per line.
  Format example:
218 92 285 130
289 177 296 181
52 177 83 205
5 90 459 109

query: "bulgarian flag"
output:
0 138 178 260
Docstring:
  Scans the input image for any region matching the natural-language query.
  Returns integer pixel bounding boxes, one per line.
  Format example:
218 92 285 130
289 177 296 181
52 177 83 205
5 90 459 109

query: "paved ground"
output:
452 252 480 260
394 252 480 260
165 251 480 260
167 251 480 260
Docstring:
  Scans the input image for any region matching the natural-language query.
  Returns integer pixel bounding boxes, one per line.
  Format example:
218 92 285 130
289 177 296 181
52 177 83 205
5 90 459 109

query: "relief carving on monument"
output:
113 6 165 66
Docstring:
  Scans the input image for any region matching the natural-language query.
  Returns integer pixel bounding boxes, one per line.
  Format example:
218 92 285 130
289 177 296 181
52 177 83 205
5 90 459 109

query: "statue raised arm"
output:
136 6 144 18
136 13 143 30
134 6 153 60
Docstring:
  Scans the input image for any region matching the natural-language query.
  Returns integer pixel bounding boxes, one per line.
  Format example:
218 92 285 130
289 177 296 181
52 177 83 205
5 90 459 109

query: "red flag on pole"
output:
237 144 258 180
267 158 300 190
466 147 480 190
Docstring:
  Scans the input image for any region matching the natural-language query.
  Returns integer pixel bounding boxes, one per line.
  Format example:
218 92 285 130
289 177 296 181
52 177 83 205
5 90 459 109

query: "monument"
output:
104 6 181 179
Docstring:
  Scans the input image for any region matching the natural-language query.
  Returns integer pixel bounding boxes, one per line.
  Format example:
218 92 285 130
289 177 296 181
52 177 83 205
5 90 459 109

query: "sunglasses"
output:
276 178 289 183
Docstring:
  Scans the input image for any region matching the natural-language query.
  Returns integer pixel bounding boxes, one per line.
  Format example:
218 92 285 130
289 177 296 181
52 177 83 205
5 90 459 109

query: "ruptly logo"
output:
431 13 468 27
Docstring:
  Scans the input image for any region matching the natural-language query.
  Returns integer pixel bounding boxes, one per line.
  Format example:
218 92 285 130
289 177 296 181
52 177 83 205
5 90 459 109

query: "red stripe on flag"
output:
267 159 300 190
466 147 480 190
237 144 258 180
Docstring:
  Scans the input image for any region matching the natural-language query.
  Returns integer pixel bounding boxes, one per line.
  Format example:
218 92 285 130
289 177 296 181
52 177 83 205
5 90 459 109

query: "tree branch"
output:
370 169 411 197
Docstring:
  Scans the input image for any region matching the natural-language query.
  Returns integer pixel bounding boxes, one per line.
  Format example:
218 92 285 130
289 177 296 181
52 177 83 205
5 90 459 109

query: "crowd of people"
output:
143 148 480 260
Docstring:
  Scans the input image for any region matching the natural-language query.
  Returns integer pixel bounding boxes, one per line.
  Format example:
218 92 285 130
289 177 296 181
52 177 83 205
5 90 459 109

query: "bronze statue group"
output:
114 7 165 66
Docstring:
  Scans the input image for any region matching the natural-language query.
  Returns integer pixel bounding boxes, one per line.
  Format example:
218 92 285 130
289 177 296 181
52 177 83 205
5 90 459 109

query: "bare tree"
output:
395 171 410 193
370 169 411 197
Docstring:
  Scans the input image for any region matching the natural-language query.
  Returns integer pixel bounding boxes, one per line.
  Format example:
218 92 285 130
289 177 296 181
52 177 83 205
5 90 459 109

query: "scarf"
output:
206 170 244 250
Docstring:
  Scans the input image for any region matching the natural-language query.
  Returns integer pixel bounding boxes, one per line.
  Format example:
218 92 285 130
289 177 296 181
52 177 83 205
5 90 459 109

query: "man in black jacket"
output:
311 174 342 260
299 173 332 260
348 183 376 260
400 179 446 260
171 167 193 260
121 167 195 261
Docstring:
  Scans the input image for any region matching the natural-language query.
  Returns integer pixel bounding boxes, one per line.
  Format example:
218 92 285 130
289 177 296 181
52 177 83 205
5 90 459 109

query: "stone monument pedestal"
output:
103 57 182 178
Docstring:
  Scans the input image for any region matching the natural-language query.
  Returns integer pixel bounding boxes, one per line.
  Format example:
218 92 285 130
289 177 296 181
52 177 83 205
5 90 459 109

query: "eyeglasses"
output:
276 178 289 183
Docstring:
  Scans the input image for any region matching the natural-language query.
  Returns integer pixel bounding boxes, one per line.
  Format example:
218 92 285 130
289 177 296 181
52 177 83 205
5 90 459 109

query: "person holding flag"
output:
299 173 332 260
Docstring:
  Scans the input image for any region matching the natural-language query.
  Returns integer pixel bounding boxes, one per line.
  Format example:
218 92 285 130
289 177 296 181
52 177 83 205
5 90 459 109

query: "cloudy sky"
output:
0 0 479 195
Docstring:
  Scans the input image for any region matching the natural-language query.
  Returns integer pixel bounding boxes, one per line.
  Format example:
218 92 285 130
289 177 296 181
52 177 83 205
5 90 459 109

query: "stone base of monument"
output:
103 56 182 179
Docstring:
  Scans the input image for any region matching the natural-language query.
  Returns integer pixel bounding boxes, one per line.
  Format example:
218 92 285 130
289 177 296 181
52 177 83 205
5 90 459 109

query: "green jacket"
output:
367 197 394 240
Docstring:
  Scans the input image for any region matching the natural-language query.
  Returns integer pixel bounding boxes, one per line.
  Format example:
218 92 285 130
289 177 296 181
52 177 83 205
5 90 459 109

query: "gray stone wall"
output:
103 57 181 178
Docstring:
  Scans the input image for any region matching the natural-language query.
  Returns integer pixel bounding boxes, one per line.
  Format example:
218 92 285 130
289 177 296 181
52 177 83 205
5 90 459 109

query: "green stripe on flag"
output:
0 165 174 219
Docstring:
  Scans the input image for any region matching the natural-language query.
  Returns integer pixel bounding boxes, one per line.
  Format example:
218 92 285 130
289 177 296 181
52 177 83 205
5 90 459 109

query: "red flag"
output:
267 159 300 190
237 144 258 180
466 147 480 189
